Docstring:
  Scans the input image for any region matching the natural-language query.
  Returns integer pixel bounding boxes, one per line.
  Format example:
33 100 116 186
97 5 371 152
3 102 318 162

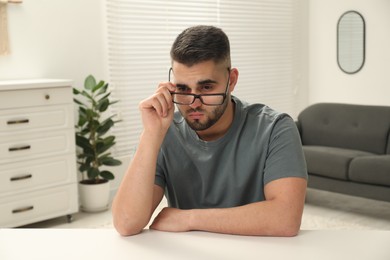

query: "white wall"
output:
309 0 390 106
0 0 129 195
0 0 107 88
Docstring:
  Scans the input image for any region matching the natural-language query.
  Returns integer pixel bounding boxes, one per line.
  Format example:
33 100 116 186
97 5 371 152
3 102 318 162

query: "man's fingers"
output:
156 83 175 116
139 83 175 120
155 93 170 117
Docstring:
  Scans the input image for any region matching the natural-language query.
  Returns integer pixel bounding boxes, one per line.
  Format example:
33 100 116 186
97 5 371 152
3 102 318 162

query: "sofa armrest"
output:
295 120 302 138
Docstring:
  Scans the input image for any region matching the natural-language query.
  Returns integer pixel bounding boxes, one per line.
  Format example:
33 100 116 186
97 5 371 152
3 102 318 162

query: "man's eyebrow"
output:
175 83 189 88
175 79 217 88
197 79 218 85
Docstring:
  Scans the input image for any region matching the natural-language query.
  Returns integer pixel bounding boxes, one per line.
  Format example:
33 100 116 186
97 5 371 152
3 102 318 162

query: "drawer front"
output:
0 104 73 134
0 154 77 195
0 184 78 227
0 87 72 110
0 130 75 164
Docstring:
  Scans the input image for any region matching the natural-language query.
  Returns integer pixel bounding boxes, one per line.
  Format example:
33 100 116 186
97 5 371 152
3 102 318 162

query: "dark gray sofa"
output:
296 103 390 202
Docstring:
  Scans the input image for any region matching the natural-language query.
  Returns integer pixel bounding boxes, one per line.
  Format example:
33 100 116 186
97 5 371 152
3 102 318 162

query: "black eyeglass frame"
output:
168 67 231 106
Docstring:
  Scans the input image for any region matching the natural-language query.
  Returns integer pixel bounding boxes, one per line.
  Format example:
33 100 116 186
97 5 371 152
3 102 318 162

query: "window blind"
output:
105 0 307 156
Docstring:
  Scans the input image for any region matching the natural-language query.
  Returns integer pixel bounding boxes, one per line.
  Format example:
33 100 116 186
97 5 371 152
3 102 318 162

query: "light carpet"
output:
302 188 390 230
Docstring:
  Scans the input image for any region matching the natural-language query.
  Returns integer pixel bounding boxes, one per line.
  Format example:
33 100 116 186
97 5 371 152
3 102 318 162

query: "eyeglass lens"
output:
172 93 225 105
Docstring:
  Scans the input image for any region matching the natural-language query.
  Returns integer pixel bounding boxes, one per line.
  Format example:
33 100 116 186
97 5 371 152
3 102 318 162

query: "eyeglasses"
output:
169 68 230 106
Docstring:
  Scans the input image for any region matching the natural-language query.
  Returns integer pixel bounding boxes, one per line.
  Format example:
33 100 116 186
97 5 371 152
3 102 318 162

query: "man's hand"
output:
139 83 175 136
150 207 192 232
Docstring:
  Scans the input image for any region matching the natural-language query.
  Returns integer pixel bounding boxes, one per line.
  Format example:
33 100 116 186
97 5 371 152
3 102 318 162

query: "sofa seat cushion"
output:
349 155 390 187
303 146 373 180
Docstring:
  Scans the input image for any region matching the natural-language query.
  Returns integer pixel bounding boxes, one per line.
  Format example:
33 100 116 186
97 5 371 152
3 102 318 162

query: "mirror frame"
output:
337 10 366 74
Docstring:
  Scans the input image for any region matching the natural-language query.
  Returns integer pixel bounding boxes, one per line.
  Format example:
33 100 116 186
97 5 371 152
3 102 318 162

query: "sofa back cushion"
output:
298 103 390 154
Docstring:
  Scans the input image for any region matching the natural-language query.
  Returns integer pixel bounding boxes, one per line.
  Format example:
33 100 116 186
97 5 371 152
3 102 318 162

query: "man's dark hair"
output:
170 25 231 67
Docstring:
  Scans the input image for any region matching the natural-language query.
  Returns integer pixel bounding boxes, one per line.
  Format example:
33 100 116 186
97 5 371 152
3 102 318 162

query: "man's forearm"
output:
188 201 302 236
112 131 163 236
191 178 306 236
151 178 307 236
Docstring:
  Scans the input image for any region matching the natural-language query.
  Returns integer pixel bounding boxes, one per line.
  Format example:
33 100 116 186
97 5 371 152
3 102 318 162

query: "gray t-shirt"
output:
155 96 307 209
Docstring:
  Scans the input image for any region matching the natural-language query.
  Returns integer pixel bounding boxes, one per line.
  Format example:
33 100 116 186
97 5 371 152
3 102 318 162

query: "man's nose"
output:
189 96 202 109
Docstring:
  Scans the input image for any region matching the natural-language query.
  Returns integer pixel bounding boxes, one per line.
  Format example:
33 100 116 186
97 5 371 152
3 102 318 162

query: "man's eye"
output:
202 85 213 91
176 86 189 92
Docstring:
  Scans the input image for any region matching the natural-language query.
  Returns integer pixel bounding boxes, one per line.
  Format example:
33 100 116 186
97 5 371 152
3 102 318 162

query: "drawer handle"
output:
7 119 30 125
8 145 31 152
12 206 34 214
10 174 33 182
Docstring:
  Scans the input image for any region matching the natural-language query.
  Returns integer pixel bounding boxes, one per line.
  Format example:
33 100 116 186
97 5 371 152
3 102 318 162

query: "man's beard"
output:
182 98 229 131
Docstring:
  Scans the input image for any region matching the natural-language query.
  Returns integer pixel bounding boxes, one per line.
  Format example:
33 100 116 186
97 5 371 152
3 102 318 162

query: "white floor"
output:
22 188 390 230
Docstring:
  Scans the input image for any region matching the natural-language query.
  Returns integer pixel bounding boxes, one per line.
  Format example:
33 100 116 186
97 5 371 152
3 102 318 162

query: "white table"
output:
0 229 389 260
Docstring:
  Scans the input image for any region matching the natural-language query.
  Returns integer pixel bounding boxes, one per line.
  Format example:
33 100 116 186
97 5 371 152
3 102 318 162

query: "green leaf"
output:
97 83 109 95
85 156 93 166
75 135 94 155
97 119 114 136
77 115 87 128
81 90 94 102
103 136 115 144
73 88 81 95
109 100 119 106
73 98 85 106
89 119 100 131
84 75 96 90
100 115 116 125
101 157 122 166
95 140 105 153
96 140 115 154
79 106 86 112
75 135 90 148
87 167 100 179
100 170 115 180
97 98 109 112
85 109 98 120
79 163 89 173
97 153 111 163
80 128 90 136
92 80 105 93
97 93 111 104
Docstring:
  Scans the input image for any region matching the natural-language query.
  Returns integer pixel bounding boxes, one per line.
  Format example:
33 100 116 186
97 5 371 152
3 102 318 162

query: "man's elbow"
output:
113 216 147 236
278 226 300 237
256 216 301 237
275 220 301 237
114 222 144 236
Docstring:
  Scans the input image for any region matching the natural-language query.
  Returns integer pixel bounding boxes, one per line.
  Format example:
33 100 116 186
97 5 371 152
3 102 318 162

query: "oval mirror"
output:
337 11 365 74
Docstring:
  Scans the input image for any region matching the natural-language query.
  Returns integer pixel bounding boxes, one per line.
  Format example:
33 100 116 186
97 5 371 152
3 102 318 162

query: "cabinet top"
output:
0 79 73 91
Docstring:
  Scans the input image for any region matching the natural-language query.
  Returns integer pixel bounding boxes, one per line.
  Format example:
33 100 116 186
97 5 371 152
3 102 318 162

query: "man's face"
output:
170 61 231 131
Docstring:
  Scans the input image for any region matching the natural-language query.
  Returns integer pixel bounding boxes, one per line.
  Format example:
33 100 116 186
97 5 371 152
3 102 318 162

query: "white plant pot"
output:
79 180 110 213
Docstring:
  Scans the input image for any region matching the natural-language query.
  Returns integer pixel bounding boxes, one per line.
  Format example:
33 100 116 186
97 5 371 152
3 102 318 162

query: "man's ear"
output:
229 68 239 92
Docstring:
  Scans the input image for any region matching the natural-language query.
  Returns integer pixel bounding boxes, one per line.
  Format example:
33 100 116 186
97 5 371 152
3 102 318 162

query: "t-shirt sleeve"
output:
263 115 308 185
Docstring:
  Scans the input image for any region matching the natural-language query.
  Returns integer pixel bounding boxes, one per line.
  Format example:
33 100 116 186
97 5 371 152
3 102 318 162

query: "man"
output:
112 25 307 237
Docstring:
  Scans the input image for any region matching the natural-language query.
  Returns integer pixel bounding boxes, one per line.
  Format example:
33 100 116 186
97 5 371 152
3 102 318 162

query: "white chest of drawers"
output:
0 79 78 227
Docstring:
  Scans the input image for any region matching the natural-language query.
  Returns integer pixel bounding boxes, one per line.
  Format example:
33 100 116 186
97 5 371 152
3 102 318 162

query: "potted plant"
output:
73 75 122 212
